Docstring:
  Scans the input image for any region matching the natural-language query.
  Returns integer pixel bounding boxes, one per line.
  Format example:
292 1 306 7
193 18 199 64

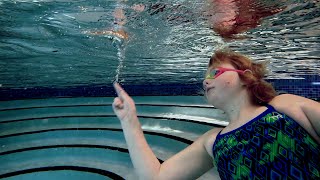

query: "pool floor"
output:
0 96 226 179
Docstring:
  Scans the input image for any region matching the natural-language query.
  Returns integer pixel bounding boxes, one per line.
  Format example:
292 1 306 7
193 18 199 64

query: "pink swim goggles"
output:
205 67 247 79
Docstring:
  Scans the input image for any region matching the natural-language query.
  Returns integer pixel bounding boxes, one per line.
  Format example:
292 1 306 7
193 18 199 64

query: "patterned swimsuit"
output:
212 104 320 180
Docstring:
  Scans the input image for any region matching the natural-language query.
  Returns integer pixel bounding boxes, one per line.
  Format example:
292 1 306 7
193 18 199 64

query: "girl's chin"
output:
206 95 216 104
206 89 216 98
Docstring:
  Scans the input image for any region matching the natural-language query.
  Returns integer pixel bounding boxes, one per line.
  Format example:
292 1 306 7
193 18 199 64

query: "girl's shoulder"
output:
203 128 224 158
269 94 310 124
269 94 303 112
269 94 320 143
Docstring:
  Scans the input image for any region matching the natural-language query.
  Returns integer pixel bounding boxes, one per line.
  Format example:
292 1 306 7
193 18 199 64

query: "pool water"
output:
0 0 319 179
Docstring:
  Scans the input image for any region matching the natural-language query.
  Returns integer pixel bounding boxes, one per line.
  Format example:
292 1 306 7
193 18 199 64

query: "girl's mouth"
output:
206 87 214 94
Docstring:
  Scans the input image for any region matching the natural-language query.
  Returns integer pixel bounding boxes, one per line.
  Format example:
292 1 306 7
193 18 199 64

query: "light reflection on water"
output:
0 0 319 88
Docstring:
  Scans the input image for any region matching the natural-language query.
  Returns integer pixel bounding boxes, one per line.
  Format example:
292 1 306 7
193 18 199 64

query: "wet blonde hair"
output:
209 49 277 105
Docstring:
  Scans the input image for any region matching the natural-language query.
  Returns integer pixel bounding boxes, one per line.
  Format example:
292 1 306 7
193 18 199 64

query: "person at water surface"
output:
204 0 285 38
84 0 145 40
85 0 285 40
146 0 285 39
112 49 320 179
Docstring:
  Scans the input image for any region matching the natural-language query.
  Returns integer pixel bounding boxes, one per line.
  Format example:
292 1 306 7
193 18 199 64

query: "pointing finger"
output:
113 82 128 100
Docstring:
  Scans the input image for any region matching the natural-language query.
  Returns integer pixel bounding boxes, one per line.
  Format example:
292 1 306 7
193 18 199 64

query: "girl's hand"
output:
112 83 137 122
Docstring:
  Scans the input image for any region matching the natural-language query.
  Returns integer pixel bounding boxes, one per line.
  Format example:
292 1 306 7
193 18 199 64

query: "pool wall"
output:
0 76 319 101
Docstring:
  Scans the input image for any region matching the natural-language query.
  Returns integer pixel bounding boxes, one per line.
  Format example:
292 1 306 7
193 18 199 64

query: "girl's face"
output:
203 63 245 108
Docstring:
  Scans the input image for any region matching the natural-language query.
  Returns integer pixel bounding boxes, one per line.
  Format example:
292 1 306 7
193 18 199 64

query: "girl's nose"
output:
203 79 210 89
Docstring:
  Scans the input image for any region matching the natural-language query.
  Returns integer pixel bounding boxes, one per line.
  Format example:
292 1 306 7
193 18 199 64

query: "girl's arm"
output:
112 83 214 179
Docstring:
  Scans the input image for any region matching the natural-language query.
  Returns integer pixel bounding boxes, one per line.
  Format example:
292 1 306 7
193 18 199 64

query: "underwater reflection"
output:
84 0 286 41
204 0 286 39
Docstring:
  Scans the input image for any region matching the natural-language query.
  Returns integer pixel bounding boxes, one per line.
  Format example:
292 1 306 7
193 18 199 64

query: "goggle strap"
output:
243 69 252 74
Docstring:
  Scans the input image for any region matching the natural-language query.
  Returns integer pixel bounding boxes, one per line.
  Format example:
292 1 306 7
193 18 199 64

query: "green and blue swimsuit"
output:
212 104 320 180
